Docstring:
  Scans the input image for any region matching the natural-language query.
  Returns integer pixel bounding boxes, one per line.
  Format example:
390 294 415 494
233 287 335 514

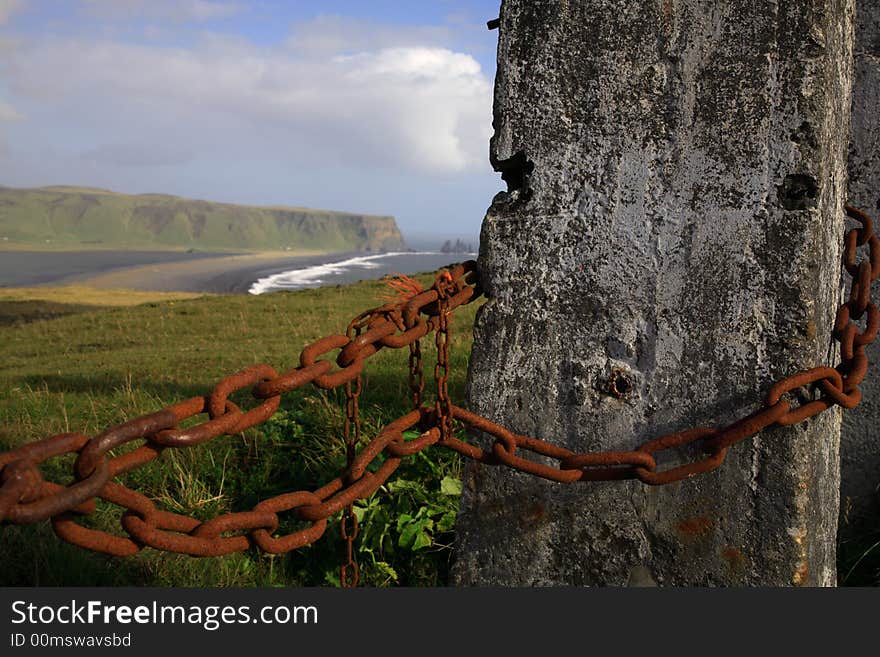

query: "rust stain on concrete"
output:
676 516 712 537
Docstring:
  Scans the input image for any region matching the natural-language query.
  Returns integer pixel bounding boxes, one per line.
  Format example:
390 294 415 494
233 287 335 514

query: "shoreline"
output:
0 249 473 296
146 250 365 294
0 249 367 294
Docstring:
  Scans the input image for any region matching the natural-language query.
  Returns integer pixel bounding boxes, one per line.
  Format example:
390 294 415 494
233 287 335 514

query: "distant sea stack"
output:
0 185 407 252
439 238 476 254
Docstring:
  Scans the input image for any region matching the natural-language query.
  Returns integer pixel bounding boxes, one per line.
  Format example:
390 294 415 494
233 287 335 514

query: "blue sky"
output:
0 1 503 244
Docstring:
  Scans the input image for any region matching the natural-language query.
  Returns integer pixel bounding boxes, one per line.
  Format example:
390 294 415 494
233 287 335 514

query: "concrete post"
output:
842 0 880 527
453 0 854 586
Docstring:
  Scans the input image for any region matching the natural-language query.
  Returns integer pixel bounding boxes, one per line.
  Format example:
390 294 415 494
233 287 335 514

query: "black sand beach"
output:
0 250 238 288
0 249 361 293
192 251 363 293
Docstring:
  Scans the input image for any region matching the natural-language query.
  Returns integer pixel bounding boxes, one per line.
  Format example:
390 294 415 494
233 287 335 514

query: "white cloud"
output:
287 15 454 57
5 34 493 173
0 100 23 121
81 0 244 23
0 0 23 25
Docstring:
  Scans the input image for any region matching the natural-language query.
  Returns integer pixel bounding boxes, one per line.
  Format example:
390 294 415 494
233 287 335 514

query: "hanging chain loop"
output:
340 317 364 587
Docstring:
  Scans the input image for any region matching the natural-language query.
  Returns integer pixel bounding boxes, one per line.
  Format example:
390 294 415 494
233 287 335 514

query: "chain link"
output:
409 340 424 409
341 317 364 588
434 275 453 442
0 203 877 578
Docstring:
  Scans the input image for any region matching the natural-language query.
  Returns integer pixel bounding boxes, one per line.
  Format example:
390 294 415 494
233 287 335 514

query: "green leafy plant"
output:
344 432 462 585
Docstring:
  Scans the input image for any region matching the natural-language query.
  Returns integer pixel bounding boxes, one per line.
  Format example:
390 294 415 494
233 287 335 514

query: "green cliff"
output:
0 186 407 252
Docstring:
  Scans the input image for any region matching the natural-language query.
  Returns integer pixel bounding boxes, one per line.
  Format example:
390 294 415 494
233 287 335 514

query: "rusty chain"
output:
434 272 454 443
341 313 366 587
409 339 424 410
0 205 877 580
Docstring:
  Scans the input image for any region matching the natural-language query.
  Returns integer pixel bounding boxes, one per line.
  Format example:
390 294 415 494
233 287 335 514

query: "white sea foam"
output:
248 252 445 295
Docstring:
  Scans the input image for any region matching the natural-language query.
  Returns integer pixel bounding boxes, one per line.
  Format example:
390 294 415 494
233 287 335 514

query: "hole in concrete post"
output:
494 150 534 194
777 174 819 211
607 369 633 399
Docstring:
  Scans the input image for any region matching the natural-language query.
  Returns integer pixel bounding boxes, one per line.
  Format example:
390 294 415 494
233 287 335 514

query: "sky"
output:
0 0 503 244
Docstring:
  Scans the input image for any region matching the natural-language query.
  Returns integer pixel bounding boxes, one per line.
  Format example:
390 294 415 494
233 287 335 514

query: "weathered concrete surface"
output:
842 0 880 528
453 0 854 586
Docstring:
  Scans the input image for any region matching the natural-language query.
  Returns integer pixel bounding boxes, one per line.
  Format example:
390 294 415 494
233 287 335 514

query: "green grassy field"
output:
0 276 480 586
0 280 877 586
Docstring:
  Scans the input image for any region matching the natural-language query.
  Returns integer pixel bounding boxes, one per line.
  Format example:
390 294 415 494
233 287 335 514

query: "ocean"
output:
248 251 477 295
